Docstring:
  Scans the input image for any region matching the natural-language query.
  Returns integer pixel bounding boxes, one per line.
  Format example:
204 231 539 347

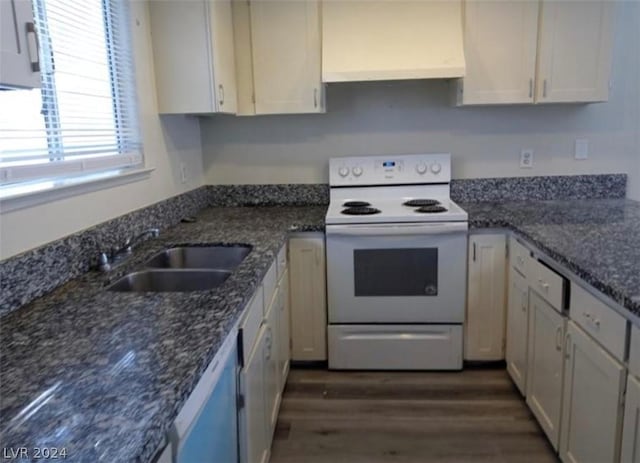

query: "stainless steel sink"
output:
108 270 231 292
145 245 252 270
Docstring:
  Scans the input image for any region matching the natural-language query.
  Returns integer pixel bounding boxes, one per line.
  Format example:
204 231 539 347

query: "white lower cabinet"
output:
560 320 625 463
506 267 529 395
465 234 507 361
289 233 327 361
622 374 640 463
278 269 291 388
241 324 269 463
526 290 565 450
264 287 281 440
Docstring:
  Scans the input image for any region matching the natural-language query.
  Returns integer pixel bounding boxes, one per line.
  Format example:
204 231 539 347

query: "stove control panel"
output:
329 153 451 186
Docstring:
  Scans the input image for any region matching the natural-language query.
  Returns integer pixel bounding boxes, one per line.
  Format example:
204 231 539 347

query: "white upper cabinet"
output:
149 0 237 114
536 0 615 103
458 0 615 105
459 1 539 105
0 0 41 89
251 0 322 114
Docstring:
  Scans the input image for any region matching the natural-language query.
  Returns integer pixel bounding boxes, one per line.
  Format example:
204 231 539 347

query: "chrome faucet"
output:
99 228 160 272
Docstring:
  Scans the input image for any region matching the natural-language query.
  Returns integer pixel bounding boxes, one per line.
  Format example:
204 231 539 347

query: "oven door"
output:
326 222 468 324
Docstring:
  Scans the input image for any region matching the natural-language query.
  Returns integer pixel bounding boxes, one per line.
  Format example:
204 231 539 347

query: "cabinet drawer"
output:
528 258 567 311
262 260 277 314
510 237 530 276
240 286 264 364
630 325 640 378
570 283 627 362
276 244 287 280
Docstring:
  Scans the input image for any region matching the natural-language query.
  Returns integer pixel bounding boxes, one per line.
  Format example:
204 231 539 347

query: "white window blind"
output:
0 0 142 185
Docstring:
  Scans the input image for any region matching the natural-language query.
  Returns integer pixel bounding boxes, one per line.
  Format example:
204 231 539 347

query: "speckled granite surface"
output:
208 184 329 206
451 173 626 203
464 199 640 317
0 206 326 463
0 187 212 317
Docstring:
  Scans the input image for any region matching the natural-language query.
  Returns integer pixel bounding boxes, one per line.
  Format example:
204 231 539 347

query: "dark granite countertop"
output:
0 206 326 463
463 198 640 318
2 198 639 463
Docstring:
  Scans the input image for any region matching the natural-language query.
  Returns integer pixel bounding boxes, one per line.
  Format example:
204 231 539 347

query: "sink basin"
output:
145 245 252 270
108 270 231 292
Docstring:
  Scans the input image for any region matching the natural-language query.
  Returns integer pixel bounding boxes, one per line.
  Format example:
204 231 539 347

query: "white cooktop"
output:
326 153 467 225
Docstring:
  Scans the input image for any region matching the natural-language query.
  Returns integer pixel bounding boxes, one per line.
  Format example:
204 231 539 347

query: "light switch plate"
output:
575 139 589 160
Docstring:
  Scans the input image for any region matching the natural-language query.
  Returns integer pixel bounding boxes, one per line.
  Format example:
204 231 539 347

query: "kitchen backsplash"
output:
0 173 627 316
450 173 627 203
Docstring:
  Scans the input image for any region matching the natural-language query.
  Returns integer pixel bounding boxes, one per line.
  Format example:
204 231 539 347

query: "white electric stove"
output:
325 153 469 370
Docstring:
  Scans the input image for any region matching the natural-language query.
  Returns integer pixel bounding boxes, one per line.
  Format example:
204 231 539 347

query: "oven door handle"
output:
326 222 468 236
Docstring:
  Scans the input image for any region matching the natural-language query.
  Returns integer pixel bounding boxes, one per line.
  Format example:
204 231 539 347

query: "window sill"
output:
0 168 154 213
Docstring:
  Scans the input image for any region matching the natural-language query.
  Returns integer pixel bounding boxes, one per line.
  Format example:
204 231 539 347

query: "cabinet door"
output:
460 1 538 105
536 0 615 103
263 293 281 440
250 0 323 114
149 0 236 114
241 326 268 463
289 234 327 361
526 290 565 449
506 267 529 395
209 0 237 113
622 375 640 463
465 234 507 361
560 321 625 463
0 0 40 89
278 269 291 389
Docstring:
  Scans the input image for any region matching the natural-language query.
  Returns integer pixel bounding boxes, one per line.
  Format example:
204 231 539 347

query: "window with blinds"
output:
0 0 142 186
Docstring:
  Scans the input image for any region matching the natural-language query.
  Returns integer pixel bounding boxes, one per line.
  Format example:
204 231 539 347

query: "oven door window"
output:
353 248 438 296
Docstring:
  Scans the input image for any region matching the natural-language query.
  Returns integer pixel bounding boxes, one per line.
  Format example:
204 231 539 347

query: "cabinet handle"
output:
26 22 40 73
313 88 318 108
555 326 563 351
543 79 547 98
528 78 533 98
219 84 224 106
538 279 549 292
473 242 476 262
564 332 571 360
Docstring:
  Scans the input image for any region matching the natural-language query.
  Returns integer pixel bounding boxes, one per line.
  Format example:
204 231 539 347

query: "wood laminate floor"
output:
270 368 559 463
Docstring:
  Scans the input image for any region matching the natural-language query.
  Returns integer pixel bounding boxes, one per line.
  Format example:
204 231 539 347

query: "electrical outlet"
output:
575 139 589 160
179 163 187 183
520 149 534 169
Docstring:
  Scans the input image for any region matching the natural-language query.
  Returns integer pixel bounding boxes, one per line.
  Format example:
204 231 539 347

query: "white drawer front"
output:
328 324 463 370
276 244 287 280
240 286 264 363
630 325 640 378
570 283 627 362
510 237 530 276
262 260 277 315
528 258 566 311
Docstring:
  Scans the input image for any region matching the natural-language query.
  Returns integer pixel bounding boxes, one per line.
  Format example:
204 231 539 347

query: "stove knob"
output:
415 163 428 174
352 166 363 177
338 166 349 177
431 162 442 174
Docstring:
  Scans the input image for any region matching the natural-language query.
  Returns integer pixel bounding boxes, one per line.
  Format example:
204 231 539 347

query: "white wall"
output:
0 1 204 259
201 1 640 199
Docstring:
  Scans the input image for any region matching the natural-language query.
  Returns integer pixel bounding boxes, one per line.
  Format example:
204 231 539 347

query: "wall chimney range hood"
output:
322 0 466 83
